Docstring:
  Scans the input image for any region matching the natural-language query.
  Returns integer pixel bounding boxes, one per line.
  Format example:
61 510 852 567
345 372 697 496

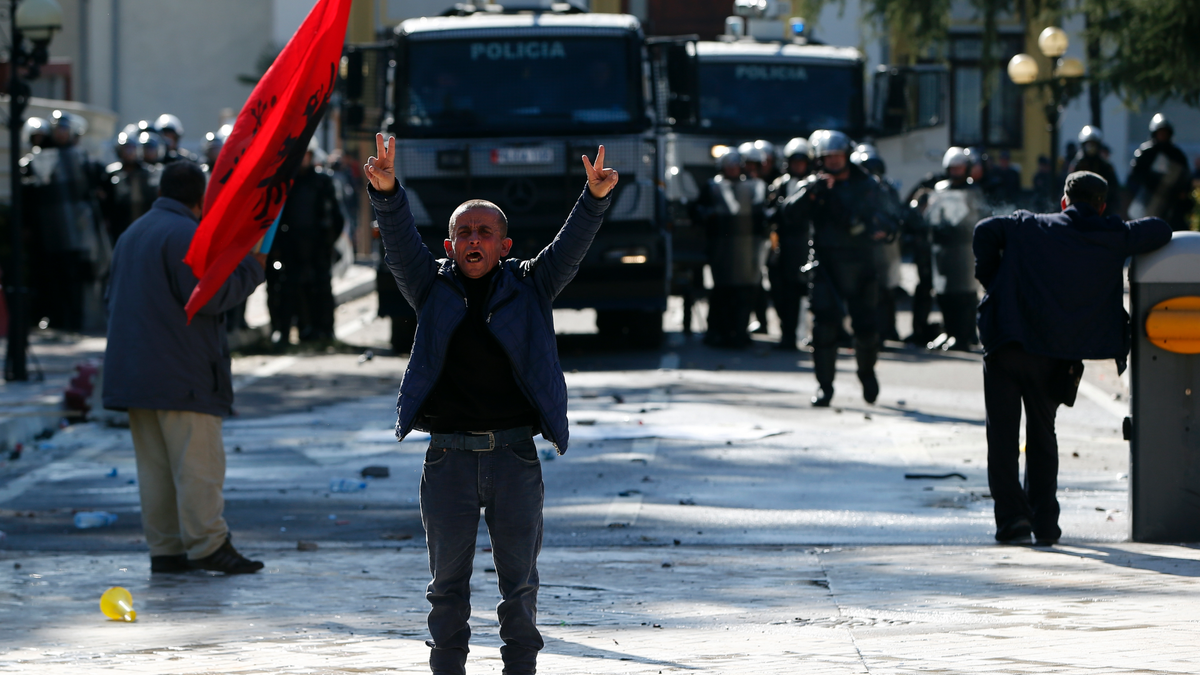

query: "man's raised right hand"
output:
364 133 397 195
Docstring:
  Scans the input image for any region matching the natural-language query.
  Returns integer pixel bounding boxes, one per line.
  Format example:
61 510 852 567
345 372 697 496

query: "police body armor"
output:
925 179 986 296
705 174 767 287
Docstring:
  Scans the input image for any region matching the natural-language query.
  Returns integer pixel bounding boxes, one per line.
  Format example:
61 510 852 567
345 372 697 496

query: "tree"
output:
854 0 1200 106
1084 0 1200 106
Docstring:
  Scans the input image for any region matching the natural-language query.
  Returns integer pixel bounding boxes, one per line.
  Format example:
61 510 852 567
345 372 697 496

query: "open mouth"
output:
465 252 483 263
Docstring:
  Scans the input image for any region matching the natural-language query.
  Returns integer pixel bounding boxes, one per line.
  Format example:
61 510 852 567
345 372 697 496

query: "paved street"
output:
1 295 1197 673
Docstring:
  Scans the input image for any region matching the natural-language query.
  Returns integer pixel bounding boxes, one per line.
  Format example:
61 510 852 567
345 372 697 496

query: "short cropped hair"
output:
1064 171 1108 211
159 160 207 208
448 199 508 238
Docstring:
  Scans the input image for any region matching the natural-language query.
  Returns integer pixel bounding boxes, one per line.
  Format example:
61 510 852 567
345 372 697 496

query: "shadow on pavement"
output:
1039 543 1200 577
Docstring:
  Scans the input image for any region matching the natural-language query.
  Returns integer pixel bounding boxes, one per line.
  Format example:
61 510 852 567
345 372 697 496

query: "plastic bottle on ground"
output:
329 478 367 493
74 512 118 529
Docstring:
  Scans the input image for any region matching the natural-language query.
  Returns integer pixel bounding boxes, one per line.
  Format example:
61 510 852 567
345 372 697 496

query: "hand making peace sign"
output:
364 133 397 195
583 145 619 199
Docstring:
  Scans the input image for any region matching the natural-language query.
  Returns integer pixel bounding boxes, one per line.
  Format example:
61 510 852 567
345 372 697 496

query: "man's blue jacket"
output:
370 183 610 453
973 204 1172 367
104 197 265 416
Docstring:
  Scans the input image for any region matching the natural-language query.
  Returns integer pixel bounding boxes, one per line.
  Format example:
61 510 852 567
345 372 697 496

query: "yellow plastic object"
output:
100 586 137 622
1146 297 1200 354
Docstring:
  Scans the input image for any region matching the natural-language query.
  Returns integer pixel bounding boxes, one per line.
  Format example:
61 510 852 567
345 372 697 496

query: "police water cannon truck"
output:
343 1 669 349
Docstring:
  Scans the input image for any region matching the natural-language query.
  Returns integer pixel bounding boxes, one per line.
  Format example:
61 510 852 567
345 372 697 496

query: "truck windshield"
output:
400 35 642 137
697 61 861 137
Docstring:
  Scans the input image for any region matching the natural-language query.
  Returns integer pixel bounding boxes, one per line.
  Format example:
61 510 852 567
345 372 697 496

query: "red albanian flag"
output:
183 0 353 321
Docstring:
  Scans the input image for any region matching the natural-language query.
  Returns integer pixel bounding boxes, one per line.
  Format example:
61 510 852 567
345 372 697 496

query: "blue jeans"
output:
420 439 544 675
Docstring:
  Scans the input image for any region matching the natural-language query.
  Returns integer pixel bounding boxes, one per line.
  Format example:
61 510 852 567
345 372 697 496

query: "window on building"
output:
949 34 1023 148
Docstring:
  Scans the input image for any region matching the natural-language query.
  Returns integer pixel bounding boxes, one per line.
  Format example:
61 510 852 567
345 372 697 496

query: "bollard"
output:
1130 231 1200 542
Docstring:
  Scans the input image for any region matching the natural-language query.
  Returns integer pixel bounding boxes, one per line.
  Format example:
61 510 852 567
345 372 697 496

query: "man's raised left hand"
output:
583 145 619 199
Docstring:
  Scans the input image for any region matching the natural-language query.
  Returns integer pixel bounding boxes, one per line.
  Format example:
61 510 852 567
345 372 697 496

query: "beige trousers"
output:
128 409 228 559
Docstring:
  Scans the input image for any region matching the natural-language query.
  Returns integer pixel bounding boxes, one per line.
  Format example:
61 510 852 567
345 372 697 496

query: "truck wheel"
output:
596 310 663 350
390 316 417 355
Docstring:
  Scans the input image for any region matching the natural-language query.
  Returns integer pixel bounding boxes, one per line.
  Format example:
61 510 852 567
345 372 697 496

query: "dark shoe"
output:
995 518 1033 544
193 536 264 574
1033 537 1059 547
812 387 834 407
858 370 879 404
150 553 190 573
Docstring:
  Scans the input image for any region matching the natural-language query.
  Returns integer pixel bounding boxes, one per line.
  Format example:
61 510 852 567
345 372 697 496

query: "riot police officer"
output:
924 147 985 351
267 139 345 343
22 117 50 150
782 130 895 406
754 139 782 185
1128 113 1193 230
698 146 767 348
852 143 906 344
738 141 765 180
201 123 233 174
1068 126 1122 216
154 113 200 164
29 111 111 332
767 137 812 350
102 130 154 242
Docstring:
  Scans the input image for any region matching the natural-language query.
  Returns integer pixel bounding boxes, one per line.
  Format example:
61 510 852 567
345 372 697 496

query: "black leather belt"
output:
430 426 534 451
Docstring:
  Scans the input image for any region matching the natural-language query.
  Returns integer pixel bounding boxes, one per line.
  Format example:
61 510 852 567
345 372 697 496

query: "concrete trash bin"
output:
1130 231 1200 542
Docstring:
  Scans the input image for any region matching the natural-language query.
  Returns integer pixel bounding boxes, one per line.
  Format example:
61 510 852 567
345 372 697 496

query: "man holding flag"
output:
365 133 618 675
104 161 267 574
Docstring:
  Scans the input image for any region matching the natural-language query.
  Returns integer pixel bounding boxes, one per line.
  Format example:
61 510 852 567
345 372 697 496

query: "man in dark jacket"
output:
974 171 1172 546
103 161 267 575
365 134 616 675
267 143 345 343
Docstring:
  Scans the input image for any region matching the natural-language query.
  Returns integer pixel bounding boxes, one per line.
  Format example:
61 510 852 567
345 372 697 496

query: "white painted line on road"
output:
1077 380 1128 420
233 356 298 392
0 438 119 505
658 352 680 370
604 493 644 528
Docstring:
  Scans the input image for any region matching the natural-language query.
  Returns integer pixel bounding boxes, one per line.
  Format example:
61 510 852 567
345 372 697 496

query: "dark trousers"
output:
705 285 754 348
810 256 879 389
911 242 935 341
983 345 1063 541
768 253 804 349
421 440 544 675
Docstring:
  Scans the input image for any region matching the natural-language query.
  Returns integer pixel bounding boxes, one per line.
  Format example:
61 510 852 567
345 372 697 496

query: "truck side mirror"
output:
665 42 699 128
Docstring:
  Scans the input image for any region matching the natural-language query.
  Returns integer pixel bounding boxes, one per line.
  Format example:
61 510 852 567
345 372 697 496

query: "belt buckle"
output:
471 431 496 452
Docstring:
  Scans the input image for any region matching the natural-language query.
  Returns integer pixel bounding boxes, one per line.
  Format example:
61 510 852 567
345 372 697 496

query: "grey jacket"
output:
103 197 265 416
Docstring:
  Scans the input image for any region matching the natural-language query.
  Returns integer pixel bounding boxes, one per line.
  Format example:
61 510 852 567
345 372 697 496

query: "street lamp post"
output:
1007 26 1085 190
4 0 62 382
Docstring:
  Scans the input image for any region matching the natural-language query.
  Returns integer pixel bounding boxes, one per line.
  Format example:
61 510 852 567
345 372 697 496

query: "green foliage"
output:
860 0 1198 105
1084 0 1200 106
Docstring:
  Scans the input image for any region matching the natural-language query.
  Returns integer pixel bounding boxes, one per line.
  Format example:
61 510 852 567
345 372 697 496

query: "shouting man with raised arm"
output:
365 134 617 675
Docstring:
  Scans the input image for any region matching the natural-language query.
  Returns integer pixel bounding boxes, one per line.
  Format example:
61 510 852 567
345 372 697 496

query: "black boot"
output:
854 334 880 404
812 346 837 407
193 534 264 574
